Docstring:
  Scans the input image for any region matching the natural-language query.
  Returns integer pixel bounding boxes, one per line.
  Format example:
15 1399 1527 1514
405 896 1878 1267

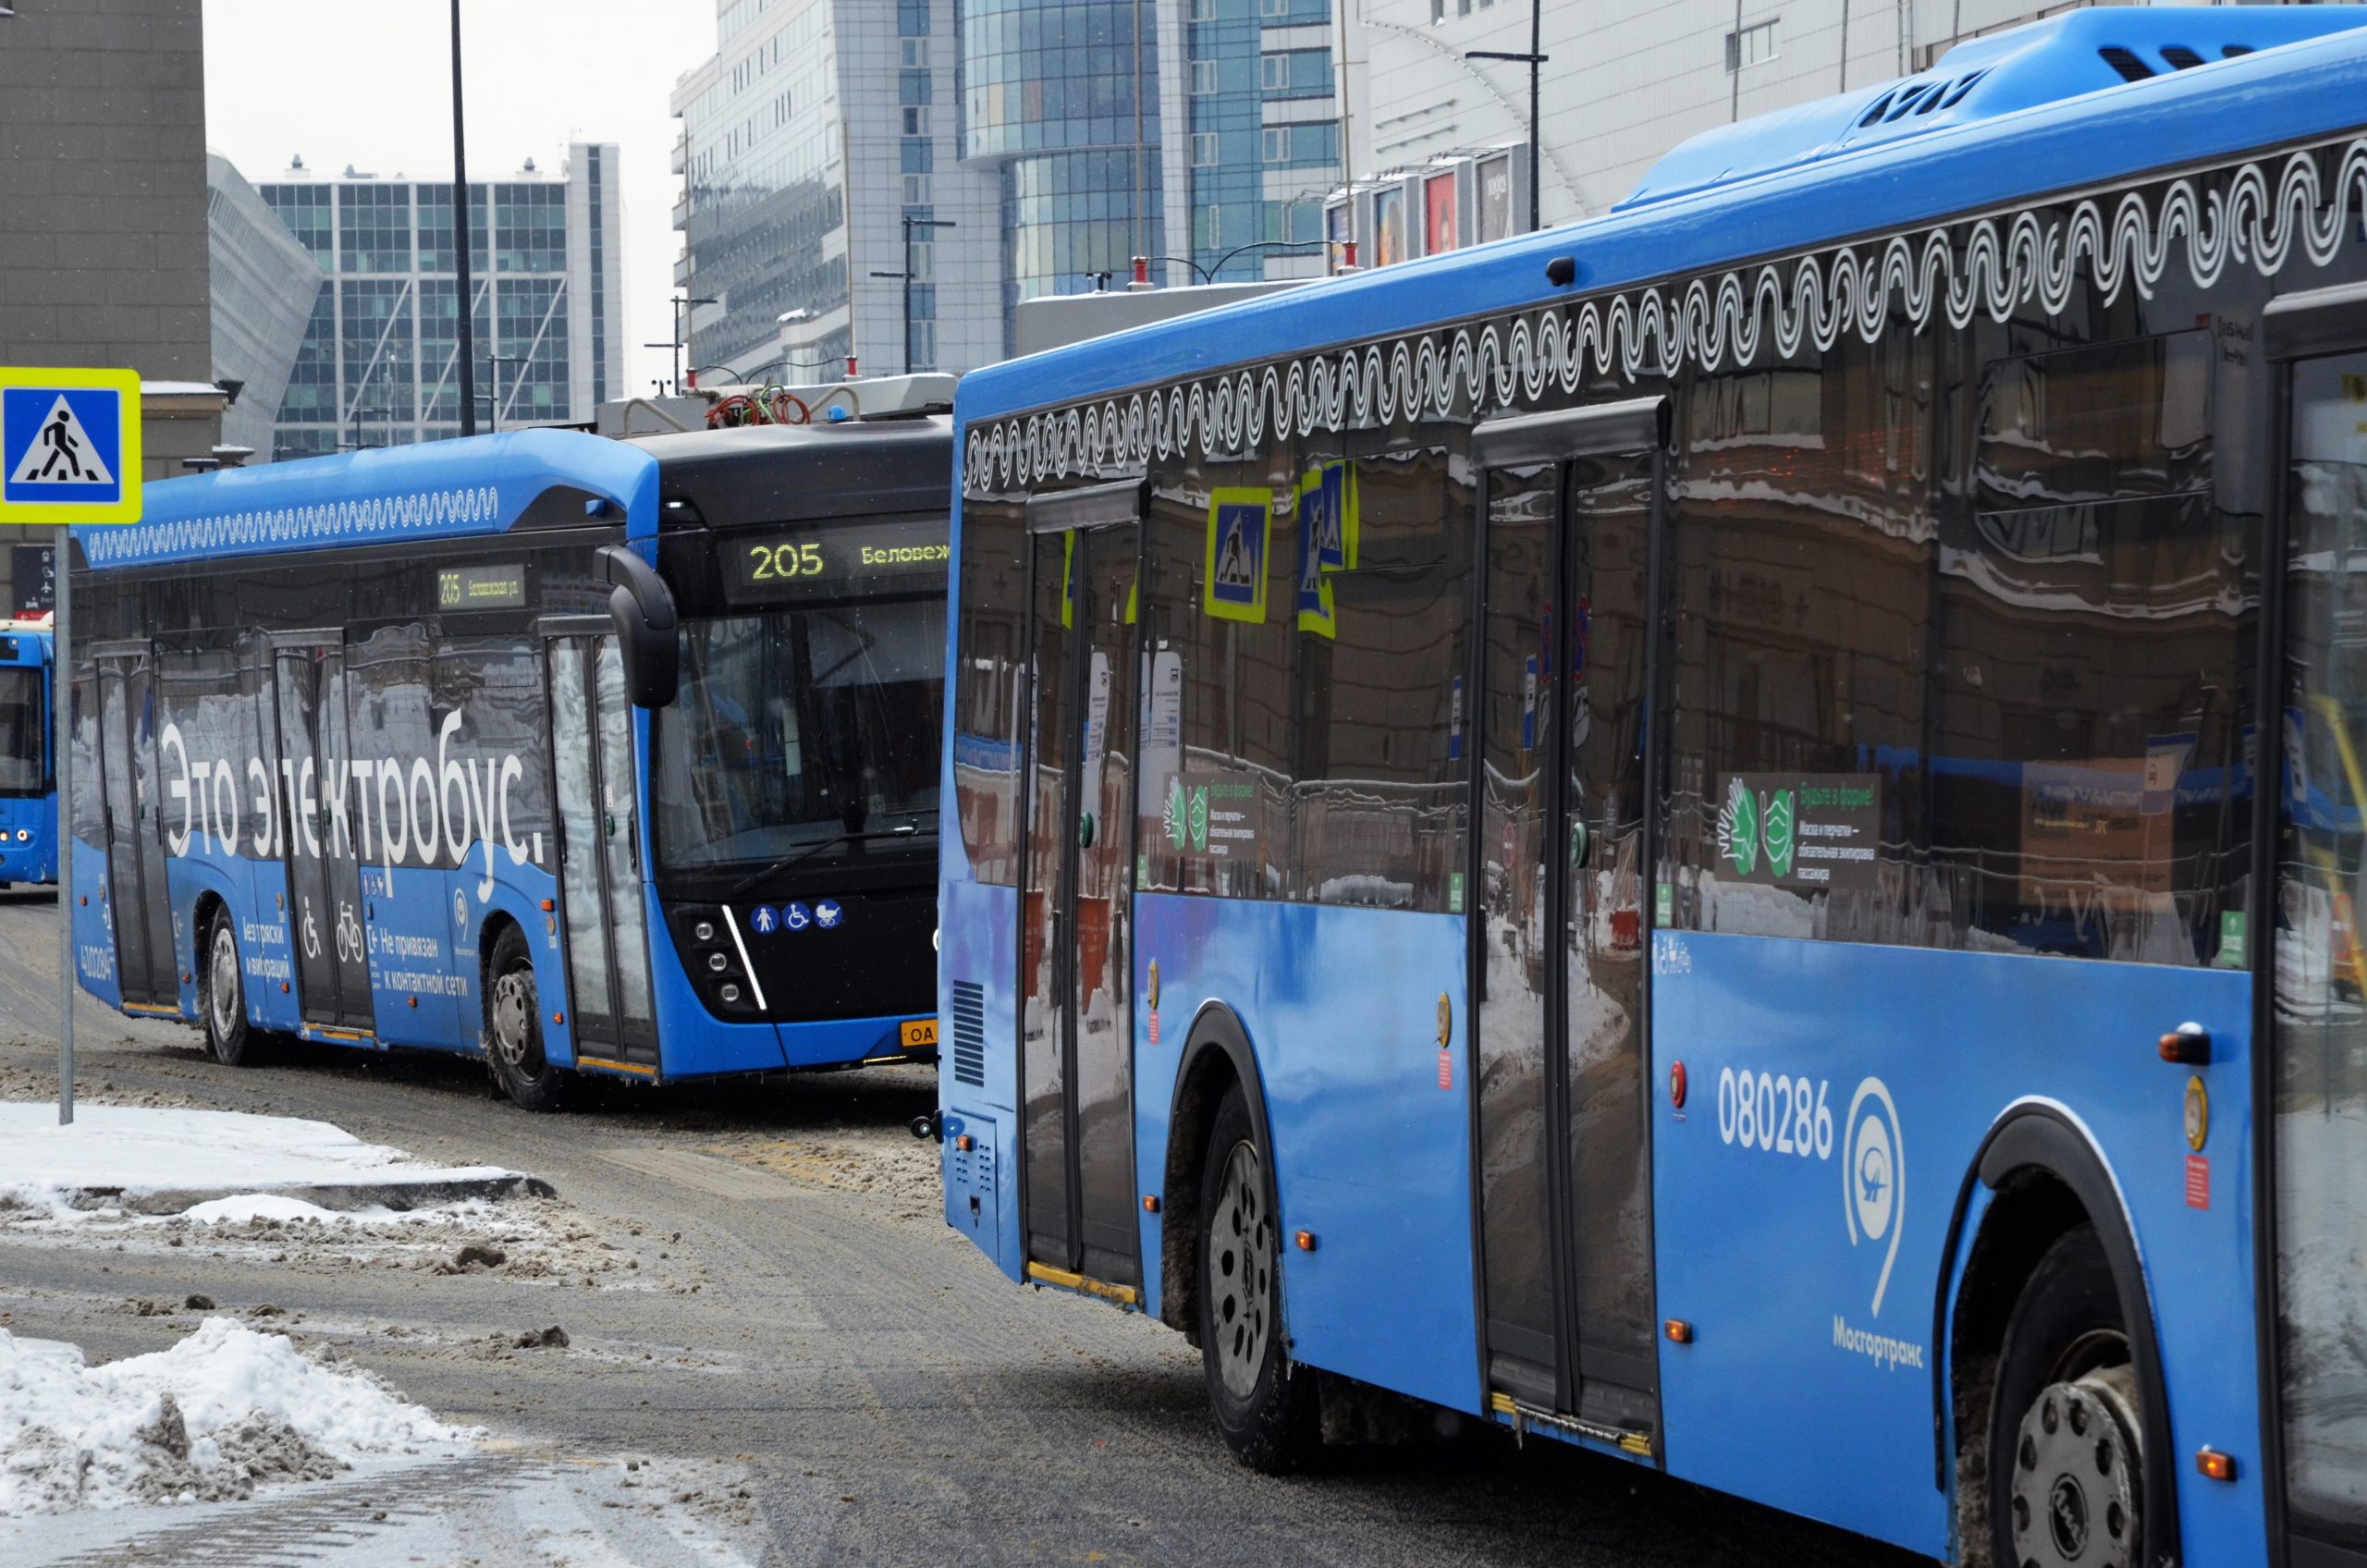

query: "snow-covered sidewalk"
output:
0 1317 475 1516
0 1102 535 1219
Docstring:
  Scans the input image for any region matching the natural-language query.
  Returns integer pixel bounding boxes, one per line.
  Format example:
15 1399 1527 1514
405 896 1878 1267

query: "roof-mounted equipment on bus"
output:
1618 6 2367 211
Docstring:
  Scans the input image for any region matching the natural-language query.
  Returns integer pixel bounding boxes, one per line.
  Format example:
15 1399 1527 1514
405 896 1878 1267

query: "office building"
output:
217 144 624 459
207 154 320 460
1325 0 2166 269
670 0 1343 368
670 0 1003 379
0 0 226 484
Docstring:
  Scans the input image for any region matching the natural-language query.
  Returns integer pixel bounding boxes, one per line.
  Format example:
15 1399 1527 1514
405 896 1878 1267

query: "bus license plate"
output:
901 1019 938 1050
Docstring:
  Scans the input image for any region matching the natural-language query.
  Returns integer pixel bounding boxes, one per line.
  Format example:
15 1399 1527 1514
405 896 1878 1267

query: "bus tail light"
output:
2197 1448 2237 1482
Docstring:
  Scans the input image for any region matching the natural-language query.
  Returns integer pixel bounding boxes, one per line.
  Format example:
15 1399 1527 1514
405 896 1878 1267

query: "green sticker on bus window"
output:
1656 882 1674 924
1449 872 1465 914
2216 910 2247 968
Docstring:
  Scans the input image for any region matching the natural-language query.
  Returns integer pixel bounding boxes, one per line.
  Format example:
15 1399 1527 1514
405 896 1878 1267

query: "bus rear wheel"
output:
1196 1084 1317 1472
199 906 261 1067
1990 1225 2145 1568
484 925 568 1114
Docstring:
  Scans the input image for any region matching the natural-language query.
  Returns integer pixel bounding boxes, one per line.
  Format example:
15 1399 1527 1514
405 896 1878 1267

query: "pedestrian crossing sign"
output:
1202 488 1270 623
0 367 141 523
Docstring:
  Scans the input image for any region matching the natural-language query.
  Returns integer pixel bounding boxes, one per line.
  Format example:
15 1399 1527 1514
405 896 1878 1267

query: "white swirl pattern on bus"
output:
81 485 502 566
963 134 2367 492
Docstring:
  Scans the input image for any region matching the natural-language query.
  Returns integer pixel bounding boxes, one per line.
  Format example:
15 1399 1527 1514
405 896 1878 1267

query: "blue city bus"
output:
72 418 950 1109
0 618 56 888
939 10 2367 1562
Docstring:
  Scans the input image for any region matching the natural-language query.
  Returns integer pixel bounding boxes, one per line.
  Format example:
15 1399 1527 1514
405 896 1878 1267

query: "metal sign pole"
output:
53 521 71 1124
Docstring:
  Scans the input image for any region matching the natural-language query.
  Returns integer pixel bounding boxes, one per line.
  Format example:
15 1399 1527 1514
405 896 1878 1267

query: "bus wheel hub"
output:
2012 1364 2140 1568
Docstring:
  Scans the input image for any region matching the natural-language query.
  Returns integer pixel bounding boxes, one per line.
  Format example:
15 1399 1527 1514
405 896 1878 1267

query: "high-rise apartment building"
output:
670 0 1002 380
215 144 624 459
670 0 1342 367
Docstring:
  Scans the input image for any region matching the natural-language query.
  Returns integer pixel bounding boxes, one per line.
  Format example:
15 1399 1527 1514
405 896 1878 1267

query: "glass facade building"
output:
672 0 1004 379
671 0 1338 368
1175 0 1336 282
962 0 1168 301
226 145 623 459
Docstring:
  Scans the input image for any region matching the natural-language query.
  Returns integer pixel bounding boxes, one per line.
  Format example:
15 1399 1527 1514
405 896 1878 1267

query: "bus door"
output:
545 628 657 1068
272 638 372 1030
2264 285 2367 1563
1470 398 1666 1448
92 643 175 1007
1018 482 1146 1292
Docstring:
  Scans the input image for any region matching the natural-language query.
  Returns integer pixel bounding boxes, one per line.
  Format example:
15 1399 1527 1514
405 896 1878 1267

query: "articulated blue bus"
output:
940 10 2367 1562
72 418 950 1108
0 618 56 888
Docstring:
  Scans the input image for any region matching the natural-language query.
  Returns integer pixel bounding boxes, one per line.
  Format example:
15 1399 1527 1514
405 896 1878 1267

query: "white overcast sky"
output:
202 0 717 402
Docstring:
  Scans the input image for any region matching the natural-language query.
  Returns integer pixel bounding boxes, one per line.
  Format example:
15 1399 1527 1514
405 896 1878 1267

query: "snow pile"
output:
0 1102 512 1219
0 1318 475 1516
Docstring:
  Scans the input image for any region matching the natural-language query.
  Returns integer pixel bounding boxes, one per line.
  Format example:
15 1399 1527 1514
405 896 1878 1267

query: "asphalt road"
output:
0 888 1929 1568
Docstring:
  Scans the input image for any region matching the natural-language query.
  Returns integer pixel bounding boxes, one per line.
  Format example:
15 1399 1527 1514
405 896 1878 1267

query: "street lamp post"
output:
1468 0 1548 234
484 352 520 433
655 296 717 393
450 0 478 437
868 216 955 376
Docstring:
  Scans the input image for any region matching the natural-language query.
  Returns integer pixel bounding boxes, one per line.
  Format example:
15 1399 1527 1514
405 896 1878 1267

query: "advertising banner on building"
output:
1477 153 1515 244
1425 171 1457 256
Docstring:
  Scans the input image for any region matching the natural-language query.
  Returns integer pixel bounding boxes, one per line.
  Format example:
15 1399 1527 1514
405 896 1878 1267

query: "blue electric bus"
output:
72 417 950 1109
939 10 2367 1563
0 618 56 888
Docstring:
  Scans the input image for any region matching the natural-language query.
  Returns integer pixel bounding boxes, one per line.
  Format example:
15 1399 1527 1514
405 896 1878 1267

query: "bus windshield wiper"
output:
724 820 926 900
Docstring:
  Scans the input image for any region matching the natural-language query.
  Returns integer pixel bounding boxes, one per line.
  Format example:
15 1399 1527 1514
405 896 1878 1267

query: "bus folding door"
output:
544 628 657 1070
92 643 176 1008
271 638 373 1032
1468 397 1668 1451
1017 481 1146 1295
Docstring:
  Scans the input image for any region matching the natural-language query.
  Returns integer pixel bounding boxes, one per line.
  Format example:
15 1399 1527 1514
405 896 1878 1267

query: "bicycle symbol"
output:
335 901 362 964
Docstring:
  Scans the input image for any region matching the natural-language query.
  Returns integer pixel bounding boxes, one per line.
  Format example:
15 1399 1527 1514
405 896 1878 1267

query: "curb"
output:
55 1173 559 1217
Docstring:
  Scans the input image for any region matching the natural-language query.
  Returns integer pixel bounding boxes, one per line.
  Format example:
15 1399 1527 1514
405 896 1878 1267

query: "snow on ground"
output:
0 1317 475 1516
0 1101 512 1219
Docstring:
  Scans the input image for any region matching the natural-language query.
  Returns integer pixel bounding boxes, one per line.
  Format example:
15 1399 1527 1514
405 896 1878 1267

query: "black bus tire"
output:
484 925 568 1114
200 904 262 1067
1196 1083 1318 1472
1989 1224 2146 1568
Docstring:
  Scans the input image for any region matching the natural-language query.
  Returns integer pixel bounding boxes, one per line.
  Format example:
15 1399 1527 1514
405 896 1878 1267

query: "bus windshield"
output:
0 667 43 794
653 594 944 874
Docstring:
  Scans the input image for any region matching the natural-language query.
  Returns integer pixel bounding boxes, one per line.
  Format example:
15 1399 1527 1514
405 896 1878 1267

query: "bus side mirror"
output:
595 545 680 709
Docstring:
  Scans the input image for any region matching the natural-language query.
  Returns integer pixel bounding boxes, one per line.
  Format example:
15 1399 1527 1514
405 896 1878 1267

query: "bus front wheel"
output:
199 906 261 1067
1196 1084 1317 1472
484 925 568 1114
1989 1225 2145 1568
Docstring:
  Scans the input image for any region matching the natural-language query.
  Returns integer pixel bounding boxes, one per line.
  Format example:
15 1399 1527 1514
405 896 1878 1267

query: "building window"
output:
1728 18 1779 70
1260 0 1287 15
1190 0 1215 18
1194 132 1220 167
902 105 929 136
1260 53 1287 91
1196 204 1222 249
903 173 931 204
1191 58 1220 94
1261 127 1287 163
901 37 926 67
